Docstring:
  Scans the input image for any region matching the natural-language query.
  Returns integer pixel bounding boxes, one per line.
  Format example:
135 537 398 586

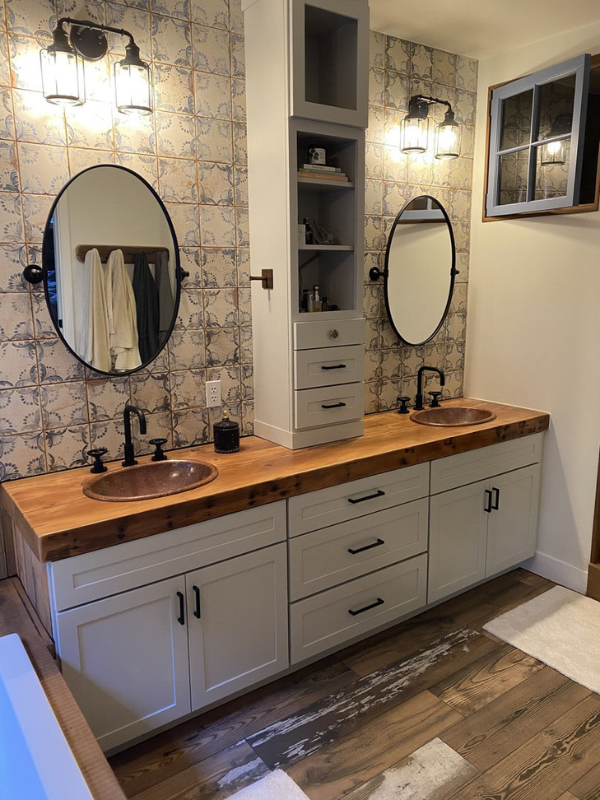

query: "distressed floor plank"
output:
286 691 463 800
440 666 591 770
568 760 600 800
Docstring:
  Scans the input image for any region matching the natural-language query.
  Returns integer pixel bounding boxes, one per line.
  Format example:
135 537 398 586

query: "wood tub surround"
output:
1 399 549 565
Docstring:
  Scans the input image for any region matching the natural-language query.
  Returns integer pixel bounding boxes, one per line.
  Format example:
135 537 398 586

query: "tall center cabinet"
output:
243 0 370 449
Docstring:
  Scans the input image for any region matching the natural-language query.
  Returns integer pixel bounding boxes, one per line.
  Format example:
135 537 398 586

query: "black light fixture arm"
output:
55 17 137 48
410 94 453 111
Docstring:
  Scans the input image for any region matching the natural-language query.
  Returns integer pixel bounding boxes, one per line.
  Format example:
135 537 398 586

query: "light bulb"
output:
540 139 566 166
115 42 153 115
435 109 461 159
401 116 428 153
41 33 85 106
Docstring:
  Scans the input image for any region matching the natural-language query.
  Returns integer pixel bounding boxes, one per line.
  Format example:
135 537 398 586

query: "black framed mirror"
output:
41 165 183 376
379 195 456 346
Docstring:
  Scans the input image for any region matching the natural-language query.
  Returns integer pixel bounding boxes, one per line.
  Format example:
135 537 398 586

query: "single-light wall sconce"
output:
540 112 572 167
40 18 152 115
401 95 462 159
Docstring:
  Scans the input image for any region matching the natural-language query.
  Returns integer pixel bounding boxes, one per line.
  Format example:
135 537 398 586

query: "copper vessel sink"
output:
83 459 219 502
410 406 496 427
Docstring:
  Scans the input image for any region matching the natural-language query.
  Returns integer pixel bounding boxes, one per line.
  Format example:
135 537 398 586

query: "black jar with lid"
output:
213 409 240 453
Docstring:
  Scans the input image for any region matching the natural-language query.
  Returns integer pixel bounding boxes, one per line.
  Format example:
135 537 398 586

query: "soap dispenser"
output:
213 409 240 453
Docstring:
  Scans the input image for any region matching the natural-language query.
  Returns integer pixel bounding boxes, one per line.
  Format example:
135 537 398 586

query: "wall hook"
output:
23 264 43 285
249 268 274 289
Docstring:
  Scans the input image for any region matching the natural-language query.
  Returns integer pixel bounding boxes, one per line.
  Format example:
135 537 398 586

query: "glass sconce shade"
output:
40 29 85 106
435 109 461 159
115 42 152 115
540 113 572 166
401 114 429 153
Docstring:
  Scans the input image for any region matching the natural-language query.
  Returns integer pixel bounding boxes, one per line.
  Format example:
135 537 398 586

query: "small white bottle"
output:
310 285 321 312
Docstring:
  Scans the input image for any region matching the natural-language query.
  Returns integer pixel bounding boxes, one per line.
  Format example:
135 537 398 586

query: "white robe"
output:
104 250 141 372
78 248 111 373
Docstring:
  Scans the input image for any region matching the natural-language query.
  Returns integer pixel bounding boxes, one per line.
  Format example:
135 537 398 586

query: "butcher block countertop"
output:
1 399 549 564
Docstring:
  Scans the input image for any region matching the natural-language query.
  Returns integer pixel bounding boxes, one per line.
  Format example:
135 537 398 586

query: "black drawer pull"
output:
484 489 492 513
349 597 384 616
192 585 201 619
176 591 185 625
321 402 346 409
348 489 385 505
348 538 385 555
321 364 347 370
491 487 500 510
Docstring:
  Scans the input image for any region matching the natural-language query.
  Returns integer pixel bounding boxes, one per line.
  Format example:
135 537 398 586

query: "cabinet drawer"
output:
289 498 428 600
288 462 429 537
49 502 286 611
289 554 428 663
294 318 364 350
430 433 544 495
295 345 364 390
295 383 363 430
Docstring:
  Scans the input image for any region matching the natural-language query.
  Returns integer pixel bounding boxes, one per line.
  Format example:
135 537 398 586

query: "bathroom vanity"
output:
0 399 549 753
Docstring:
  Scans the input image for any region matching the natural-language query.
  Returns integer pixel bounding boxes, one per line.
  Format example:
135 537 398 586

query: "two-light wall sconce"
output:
40 17 152 115
400 95 462 159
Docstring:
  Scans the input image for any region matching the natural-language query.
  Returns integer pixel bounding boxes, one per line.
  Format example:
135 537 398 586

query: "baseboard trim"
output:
522 551 588 594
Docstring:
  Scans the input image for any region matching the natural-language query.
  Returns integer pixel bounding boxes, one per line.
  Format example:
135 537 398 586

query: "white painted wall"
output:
466 21 600 592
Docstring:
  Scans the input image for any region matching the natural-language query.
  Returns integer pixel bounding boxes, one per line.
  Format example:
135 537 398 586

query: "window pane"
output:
537 74 575 141
500 89 533 150
533 138 571 200
498 150 529 205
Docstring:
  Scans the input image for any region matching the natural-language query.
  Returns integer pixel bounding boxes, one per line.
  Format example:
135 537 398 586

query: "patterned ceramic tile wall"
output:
0 0 250 480
363 32 477 413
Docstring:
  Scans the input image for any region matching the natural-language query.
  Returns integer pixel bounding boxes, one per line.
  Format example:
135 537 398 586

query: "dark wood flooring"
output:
109 569 600 800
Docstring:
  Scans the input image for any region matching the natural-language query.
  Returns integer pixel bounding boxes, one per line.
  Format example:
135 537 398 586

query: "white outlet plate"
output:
206 380 222 408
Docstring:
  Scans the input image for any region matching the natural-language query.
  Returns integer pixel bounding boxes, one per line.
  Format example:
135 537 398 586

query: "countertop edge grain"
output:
1 402 550 563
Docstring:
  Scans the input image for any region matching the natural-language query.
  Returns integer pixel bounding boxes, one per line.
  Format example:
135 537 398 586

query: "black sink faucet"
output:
123 404 147 467
414 366 445 411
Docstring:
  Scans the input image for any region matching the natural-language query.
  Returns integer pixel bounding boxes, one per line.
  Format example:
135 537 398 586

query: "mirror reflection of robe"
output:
78 248 111 373
155 251 174 343
132 252 160 365
105 250 142 372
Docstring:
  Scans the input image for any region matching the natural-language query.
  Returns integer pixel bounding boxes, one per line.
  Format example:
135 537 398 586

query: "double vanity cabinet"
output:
0 404 548 754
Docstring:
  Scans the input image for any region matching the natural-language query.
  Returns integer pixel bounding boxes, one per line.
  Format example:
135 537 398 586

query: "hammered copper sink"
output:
410 406 497 427
83 459 219 502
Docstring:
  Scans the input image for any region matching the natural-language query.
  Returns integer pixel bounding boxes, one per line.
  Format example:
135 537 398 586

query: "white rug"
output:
484 585 600 694
228 770 309 800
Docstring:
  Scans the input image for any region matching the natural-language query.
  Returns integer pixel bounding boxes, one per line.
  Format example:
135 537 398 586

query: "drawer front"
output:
289 554 428 664
289 498 428 600
49 502 286 611
295 383 363 430
295 345 364 390
288 462 429 537
430 433 544 495
294 318 364 350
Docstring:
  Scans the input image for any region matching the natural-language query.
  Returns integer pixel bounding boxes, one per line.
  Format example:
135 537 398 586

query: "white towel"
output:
104 250 141 372
78 248 111 373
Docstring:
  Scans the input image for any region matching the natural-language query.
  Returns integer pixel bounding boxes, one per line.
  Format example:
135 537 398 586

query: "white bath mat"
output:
228 770 309 800
484 585 600 693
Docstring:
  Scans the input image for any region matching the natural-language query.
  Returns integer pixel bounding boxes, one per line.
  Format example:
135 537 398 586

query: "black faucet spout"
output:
415 366 445 411
123 404 147 467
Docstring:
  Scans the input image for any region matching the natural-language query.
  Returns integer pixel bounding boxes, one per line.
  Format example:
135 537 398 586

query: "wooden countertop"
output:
0 578 126 799
1 399 549 563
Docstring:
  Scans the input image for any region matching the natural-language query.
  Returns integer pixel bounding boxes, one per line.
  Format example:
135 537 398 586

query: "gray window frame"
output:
486 54 591 217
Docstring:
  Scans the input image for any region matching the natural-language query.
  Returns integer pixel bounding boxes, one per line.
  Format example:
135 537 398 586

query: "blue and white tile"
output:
0 141 19 193
90 419 125 462
115 152 158 189
229 0 243 33
41 382 88 428
151 0 191 21
230 33 244 78
0 293 33 340
0 385 41 432
0 88 14 142
198 161 233 205
178 246 202 287
0 33 11 87
130 371 171 413
0 431 46 480
36 338 85 383
66 101 114 150
195 72 232 119
105 3 152 57
13 88 65 145
170 368 205 409
176 288 204 329
369 31 385 70
22 194 53 243
0 191 23 241
86 376 131 421
69 148 115 176
204 288 237 328
156 112 195 158
233 120 246 164
385 37 411 75
200 205 235 247
152 13 192 66
232 78 245 121
193 23 230 75
113 111 155 155
172 406 208 446
154 64 195 115
136 410 172 454
0 244 28 291
196 117 233 163
0 339 37 387
159 157 197 201
236 325 252 363
165 202 200 246
205 326 237 366
169 328 206 370
18 143 69 194
201 247 236 287
6 0 55 38
45 424 90 472
192 0 228 29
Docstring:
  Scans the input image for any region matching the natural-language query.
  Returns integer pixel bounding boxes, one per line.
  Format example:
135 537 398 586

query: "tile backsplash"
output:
0 1 476 482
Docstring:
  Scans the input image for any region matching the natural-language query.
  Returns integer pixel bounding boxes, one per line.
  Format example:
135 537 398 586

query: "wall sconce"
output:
401 95 462 159
40 18 152 115
540 112 572 167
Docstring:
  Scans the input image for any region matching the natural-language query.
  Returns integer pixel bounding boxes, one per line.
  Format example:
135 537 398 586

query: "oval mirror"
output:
43 165 181 375
383 195 455 346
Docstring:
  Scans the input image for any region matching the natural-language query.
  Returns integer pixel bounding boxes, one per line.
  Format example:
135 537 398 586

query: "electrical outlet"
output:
206 380 222 408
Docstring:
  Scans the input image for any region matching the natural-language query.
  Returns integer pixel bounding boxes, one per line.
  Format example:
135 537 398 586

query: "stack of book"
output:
297 164 349 182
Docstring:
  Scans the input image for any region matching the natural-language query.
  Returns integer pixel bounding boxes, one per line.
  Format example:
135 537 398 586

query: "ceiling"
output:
369 0 600 59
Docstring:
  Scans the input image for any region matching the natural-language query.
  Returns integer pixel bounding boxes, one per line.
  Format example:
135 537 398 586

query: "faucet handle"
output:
429 391 442 408
397 396 410 415
87 448 108 474
149 438 168 462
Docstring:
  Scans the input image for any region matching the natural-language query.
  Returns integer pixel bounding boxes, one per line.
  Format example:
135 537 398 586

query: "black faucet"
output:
414 366 445 411
122 404 147 467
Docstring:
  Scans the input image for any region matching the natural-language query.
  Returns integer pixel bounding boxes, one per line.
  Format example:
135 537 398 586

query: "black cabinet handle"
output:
348 538 385 555
491 487 500 510
321 402 346 409
349 597 384 616
176 591 185 625
321 364 347 371
192 585 201 619
484 489 492 513
348 489 385 505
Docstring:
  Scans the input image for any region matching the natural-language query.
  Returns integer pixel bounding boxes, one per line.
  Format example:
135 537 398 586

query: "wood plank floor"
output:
109 569 600 800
